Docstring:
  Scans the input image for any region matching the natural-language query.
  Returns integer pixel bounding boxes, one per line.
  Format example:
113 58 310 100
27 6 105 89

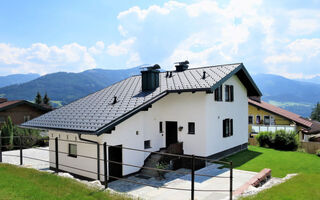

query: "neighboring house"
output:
302 120 320 142
0 98 52 128
248 98 319 140
22 62 261 181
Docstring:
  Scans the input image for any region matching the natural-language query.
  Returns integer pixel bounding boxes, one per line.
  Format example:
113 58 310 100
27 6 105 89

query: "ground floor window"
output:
68 144 77 158
256 115 261 124
188 122 195 134
223 118 233 137
264 116 270 125
144 140 151 149
24 115 30 122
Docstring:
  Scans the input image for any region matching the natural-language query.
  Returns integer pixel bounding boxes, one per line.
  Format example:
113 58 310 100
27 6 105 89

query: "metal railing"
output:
0 136 234 200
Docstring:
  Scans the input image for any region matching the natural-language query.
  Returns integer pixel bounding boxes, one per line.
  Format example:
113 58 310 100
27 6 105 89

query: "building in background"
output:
0 98 52 127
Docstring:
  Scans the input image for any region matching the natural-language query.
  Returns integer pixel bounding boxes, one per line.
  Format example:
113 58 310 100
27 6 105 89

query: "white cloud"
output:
0 42 98 75
89 41 105 55
106 37 136 56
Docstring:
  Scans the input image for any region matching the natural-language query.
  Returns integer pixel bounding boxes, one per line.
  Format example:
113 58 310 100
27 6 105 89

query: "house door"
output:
165 121 178 147
108 145 122 181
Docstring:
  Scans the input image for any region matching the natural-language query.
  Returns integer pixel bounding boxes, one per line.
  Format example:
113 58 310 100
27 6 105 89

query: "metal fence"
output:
0 136 234 200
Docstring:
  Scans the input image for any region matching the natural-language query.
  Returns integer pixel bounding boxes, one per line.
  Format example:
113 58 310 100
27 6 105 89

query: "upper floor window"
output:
24 115 30 122
264 116 270 125
256 115 261 124
225 85 234 102
0 116 5 123
188 122 195 134
214 85 223 101
223 118 233 137
248 116 253 124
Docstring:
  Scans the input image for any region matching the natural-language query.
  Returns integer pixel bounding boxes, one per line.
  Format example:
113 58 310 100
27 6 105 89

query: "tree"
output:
43 92 50 106
35 92 42 104
1 116 14 150
310 102 320 121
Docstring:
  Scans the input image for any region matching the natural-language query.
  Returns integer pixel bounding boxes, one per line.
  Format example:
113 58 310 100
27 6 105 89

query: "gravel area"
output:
1 147 50 170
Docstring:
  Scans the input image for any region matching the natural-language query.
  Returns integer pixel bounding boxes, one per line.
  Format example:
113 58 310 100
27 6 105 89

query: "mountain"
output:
252 74 320 117
0 67 141 106
295 76 320 84
0 73 40 88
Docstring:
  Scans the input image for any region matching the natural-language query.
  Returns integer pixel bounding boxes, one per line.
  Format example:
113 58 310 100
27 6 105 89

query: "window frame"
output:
214 85 223 101
0 116 5 123
223 118 233 138
188 122 195 134
68 144 77 158
159 121 163 133
264 115 270 125
225 85 234 102
24 115 31 122
144 140 151 149
248 115 253 125
256 115 261 124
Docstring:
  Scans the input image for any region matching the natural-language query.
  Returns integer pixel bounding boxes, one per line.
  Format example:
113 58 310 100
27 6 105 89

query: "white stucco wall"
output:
48 74 249 180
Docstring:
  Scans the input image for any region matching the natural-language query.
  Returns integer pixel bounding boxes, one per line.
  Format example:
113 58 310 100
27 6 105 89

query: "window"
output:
225 85 234 102
24 115 30 122
214 85 223 101
256 115 261 124
248 116 253 124
264 116 270 125
188 122 195 134
223 119 233 137
144 140 151 149
68 144 77 158
0 116 5 123
159 122 163 133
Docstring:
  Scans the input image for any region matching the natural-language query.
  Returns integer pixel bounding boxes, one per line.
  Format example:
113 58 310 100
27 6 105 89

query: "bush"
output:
12 126 45 148
256 130 298 151
256 131 273 147
0 117 14 150
273 130 298 151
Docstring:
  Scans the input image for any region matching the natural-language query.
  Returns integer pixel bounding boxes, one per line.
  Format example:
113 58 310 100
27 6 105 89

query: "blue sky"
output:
0 0 320 79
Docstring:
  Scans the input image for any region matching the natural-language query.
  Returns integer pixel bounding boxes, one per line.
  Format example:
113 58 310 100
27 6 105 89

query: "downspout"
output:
78 134 100 181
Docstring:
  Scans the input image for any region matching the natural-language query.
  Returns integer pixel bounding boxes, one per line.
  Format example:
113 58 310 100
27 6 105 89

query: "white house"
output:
22 62 262 181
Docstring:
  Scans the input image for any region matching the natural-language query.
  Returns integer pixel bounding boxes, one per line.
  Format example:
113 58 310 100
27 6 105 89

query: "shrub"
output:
273 130 298 151
256 131 273 147
12 126 43 148
0 117 14 150
316 149 320 157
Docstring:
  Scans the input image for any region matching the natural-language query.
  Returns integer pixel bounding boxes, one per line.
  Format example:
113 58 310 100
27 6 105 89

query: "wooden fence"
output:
301 141 320 154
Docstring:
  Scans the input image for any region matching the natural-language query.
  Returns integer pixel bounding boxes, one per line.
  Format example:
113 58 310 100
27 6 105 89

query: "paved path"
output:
1 147 49 170
109 164 258 200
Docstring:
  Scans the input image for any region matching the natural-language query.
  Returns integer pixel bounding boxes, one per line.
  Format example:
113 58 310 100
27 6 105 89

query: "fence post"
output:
0 131 2 163
19 135 23 165
97 143 100 181
230 161 233 200
191 154 195 200
104 142 108 189
55 137 59 173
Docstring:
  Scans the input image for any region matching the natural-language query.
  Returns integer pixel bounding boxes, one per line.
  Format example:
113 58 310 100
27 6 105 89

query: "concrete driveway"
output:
109 164 258 200
1 147 49 170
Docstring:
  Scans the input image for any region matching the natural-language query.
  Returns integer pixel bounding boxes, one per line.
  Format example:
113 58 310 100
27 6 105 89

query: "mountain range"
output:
0 68 319 117
0 73 40 88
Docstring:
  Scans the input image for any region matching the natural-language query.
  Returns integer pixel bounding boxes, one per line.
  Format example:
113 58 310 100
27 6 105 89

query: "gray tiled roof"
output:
22 63 252 134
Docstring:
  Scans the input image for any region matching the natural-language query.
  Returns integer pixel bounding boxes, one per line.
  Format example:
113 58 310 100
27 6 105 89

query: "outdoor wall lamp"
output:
178 126 183 131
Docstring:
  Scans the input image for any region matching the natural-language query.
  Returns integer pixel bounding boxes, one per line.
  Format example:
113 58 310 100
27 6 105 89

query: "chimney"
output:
175 60 189 72
0 98 7 103
141 64 161 91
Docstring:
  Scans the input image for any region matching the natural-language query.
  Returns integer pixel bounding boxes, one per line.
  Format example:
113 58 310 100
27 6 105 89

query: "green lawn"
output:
222 146 320 200
0 163 133 200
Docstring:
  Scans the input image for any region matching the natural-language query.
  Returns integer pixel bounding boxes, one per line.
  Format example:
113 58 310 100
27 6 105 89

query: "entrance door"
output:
165 121 178 147
108 145 122 181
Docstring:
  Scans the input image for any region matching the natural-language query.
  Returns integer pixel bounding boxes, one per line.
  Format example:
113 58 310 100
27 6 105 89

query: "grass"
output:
222 145 320 178
0 163 133 200
221 146 320 200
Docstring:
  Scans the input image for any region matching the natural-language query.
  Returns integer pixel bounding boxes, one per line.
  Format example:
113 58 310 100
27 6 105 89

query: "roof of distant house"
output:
248 98 313 128
304 120 320 135
0 100 52 112
22 63 261 135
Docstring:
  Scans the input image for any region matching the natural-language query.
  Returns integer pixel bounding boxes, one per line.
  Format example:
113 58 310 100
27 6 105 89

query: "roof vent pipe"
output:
141 64 161 91
166 71 169 78
169 71 173 78
112 96 117 104
175 60 189 72
202 71 206 79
